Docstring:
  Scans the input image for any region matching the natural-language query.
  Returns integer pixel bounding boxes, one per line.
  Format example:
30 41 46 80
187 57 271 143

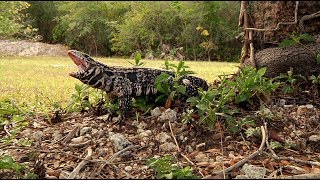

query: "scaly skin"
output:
68 50 208 123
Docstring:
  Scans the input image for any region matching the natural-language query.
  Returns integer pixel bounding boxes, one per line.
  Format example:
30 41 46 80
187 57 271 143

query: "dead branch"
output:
94 145 140 176
68 140 92 147
240 1 249 64
245 1 299 32
248 30 256 68
299 11 320 32
67 147 93 179
264 122 278 158
168 120 181 152
62 125 80 144
106 145 140 163
272 156 320 167
238 1 245 27
4 125 12 137
279 172 320 179
203 125 266 178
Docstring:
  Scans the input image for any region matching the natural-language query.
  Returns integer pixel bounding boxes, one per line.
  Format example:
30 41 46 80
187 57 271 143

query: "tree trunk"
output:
242 1 320 77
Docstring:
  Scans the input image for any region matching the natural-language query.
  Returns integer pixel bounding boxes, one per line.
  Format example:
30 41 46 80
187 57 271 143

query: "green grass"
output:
0 56 239 109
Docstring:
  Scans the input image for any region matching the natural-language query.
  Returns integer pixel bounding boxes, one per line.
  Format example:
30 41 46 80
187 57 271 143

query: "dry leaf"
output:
229 158 235 166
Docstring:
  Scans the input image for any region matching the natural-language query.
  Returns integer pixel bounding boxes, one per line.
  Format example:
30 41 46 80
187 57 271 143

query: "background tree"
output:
0 1 35 39
18 1 241 61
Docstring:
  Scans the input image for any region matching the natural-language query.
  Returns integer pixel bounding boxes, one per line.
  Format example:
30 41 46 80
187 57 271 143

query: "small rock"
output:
216 156 224 162
155 132 171 143
33 131 44 141
138 130 152 139
71 136 84 144
279 99 286 106
309 135 320 142
196 142 206 150
45 175 58 179
305 104 314 109
109 133 132 151
151 107 162 117
158 108 177 122
179 135 184 141
225 136 233 141
137 121 148 129
159 142 177 152
297 105 315 116
241 163 267 179
80 127 92 136
186 145 193 153
97 114 110 120
284 104 294 108
234 175 249 179
125 166 133 172
52 131 63 141
189 130 196 137
140 141 146 147
195 152 208 162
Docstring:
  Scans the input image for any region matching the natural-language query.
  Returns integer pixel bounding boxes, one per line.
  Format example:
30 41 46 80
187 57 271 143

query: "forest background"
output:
0 1 241 61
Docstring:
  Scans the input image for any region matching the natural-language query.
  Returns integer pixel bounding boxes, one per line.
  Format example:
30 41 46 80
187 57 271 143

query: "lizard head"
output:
68 50 103 85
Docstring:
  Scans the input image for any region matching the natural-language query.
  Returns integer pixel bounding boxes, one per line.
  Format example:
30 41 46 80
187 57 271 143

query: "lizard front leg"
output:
112 76 133 124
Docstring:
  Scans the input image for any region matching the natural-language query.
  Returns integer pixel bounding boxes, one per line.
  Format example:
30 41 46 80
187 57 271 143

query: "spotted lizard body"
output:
68 50 208 122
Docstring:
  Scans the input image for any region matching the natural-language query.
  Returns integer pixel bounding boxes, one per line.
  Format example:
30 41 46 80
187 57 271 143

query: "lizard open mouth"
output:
68 50 89 77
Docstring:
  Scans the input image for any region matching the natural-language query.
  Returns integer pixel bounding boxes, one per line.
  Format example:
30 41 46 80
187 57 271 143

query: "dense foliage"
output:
1 1 241 61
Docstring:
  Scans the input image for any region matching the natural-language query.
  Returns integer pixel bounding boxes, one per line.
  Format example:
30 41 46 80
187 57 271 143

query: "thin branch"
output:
4 125 12 137
264 122 278 158
238 1 245 27
62 125 80 144
299 11 320 32
67 147 93 179
106 145 140 163
168 120 181 152
279 172 320 179
203 126 266 178
248 30 256 68
245 1 299 32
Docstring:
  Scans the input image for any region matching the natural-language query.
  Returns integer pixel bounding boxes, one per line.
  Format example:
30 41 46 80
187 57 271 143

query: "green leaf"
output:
75 84 81 92
299 33 315 42
257 67 266 77
279 38 296 48
0 156 14 169
175 85 186 95
316 53 320 64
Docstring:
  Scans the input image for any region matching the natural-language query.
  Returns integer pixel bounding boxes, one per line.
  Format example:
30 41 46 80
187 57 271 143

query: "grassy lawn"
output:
0 56 239 109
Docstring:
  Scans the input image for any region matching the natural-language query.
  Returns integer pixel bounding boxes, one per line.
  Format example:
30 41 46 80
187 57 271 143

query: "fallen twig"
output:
4 125 12 137
95 145 140 177
270 154 320 167
67 147 93 179
69 140 92 147
168 120 181 152
279 172 320 179
264 122 278 158
248 30 256 68
106 145 140 163
62 125 80 144
203 125 266 178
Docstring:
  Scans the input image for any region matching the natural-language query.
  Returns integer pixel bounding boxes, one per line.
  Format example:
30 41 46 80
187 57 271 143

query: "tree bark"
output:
244 42 320 77
243 1 320 77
